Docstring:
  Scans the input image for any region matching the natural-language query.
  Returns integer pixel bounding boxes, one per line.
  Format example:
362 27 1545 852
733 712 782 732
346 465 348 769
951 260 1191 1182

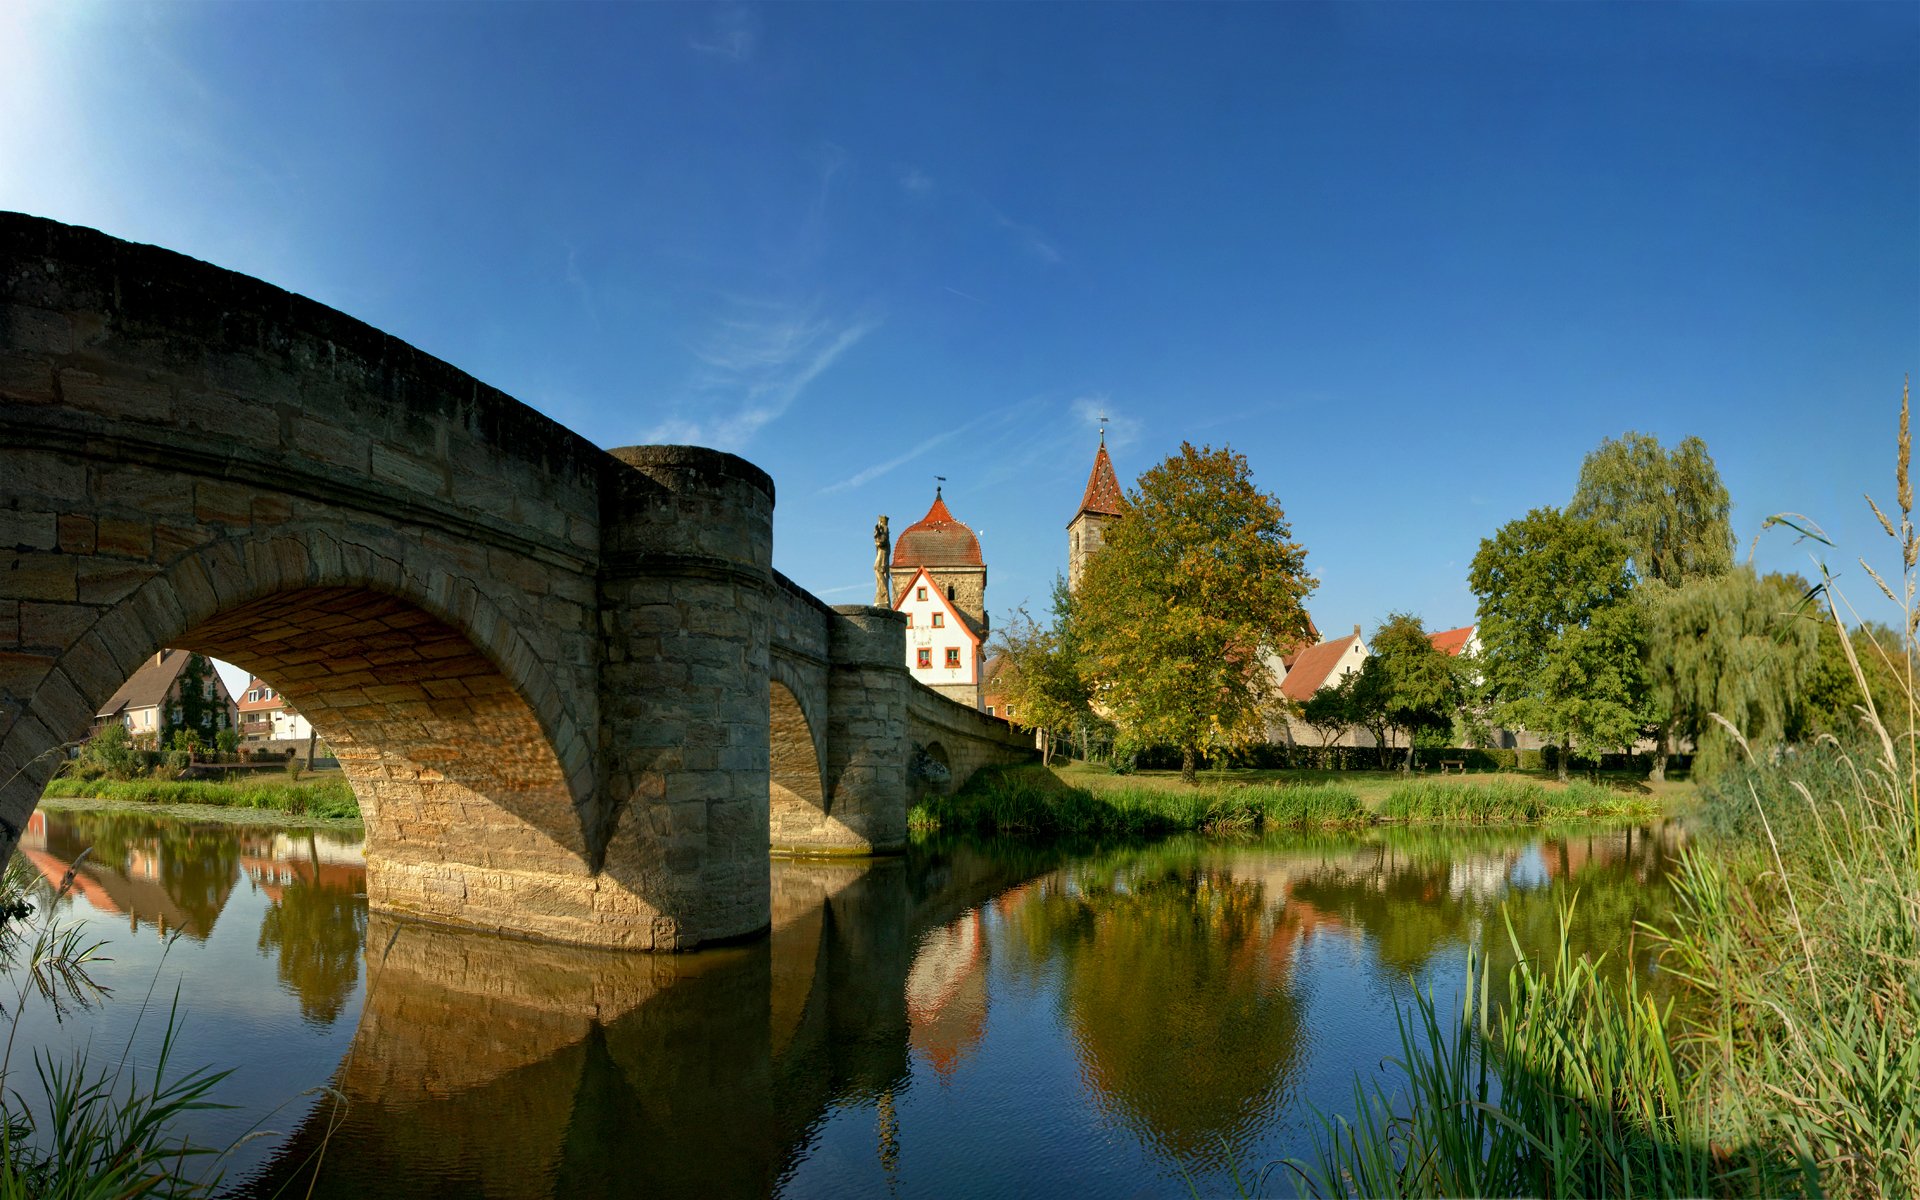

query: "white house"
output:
894 564 987 709
236 676 315 743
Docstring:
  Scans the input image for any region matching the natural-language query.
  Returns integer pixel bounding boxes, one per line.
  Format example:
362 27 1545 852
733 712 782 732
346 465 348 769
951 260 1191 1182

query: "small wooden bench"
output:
1439 759 1466 775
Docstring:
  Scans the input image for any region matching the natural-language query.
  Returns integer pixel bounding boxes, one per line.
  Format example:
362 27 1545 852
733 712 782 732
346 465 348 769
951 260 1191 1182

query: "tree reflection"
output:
257 855 367 1023
1007 853 1304 1170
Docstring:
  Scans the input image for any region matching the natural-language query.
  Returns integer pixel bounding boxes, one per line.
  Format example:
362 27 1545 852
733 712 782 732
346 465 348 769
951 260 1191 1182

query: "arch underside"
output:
768 679 867 855
183 586 586 870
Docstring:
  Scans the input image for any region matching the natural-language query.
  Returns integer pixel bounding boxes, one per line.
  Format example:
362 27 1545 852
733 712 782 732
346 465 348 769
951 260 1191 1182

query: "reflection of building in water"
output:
20 810 219 938
906 909 989 1079
1447 855 1516 902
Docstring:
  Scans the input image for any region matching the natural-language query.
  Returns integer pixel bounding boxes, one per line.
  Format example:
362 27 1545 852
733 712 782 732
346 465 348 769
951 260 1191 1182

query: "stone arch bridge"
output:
0 213 1034 950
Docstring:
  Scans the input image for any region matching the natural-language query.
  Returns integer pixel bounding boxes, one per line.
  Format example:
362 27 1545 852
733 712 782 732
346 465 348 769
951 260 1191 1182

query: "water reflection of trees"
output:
988 824 1685 1175
256 835 367 1024
1001 845 1305 1171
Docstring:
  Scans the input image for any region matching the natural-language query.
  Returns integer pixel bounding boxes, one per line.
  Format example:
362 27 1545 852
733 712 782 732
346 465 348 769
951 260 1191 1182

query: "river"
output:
11 807 1683 1197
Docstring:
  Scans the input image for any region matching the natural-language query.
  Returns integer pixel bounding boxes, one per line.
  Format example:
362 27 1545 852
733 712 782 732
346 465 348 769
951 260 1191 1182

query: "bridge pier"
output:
595 446 775 948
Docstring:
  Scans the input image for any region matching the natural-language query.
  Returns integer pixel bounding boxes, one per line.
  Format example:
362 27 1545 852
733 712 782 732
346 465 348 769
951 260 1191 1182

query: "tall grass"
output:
911 766 1366 837
1376 778 1654 824
40 776 359 820
1291 904 1810 1198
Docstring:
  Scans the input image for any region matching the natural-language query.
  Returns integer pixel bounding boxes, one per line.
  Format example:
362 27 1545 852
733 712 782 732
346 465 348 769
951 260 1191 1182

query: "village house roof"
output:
94 649 194 720
1069 437 1125 524
893 489 984 568
1428 625 1475 656
1280 633 1363 703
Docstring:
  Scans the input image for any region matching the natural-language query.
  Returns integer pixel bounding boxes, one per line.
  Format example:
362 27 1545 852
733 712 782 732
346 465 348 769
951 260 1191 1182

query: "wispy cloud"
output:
647 299 879 451
985 202 1062 265
1072 394 1142 448
900 167 934 196
689 4 759 61
820 402 1028 494
822 428 963 494
561 243 600 330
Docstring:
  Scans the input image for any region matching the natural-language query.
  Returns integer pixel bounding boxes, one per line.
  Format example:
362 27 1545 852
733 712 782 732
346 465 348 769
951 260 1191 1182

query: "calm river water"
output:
12 807 1683 1197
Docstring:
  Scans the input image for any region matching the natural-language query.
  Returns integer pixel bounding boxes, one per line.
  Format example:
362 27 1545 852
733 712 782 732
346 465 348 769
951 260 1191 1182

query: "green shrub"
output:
1517 748 1545 771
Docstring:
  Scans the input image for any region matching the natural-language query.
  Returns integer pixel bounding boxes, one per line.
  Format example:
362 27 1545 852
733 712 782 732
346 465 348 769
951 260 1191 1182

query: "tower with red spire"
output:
1067 429 1124 591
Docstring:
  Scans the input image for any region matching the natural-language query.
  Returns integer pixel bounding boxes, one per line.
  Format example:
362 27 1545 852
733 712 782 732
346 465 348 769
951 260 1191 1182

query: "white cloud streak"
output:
1072 394 1142 448
688 4 759 61
646 300 879 451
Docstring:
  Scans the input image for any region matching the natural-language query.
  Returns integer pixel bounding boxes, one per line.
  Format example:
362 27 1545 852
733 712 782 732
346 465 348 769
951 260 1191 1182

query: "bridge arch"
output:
1 525 617 939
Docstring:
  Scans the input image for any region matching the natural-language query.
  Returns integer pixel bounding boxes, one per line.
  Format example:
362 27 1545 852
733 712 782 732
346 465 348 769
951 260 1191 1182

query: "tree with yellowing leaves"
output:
1075 443 1316 783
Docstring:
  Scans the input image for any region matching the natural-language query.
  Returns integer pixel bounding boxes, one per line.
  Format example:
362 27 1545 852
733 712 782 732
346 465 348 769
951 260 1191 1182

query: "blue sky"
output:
6 2 1917 665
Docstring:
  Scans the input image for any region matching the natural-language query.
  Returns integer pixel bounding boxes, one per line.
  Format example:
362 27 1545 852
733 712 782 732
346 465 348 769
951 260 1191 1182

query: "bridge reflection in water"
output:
241 843 1059 1198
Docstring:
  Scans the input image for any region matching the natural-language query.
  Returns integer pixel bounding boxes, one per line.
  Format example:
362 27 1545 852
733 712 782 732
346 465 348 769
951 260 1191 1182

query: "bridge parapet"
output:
906 683 1041 794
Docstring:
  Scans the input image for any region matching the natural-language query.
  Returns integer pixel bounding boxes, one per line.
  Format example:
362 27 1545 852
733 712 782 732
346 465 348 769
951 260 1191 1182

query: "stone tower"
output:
1067 432 1124 591
890 487 988 632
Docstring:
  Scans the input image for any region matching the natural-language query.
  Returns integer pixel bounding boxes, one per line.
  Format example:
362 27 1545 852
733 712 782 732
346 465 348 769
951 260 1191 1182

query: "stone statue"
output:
873 515 892 607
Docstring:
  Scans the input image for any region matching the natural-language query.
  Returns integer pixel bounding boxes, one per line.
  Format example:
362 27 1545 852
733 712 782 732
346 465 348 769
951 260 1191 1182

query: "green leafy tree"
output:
1469 509 1646 781
992 577 1095 766
1800 618 1911 741
1570 432 1735 777
1568 432 1734 587
1362 613 1463 772
1076 443 1317 783
1640 569 1819 780
74 722 140 780
1299 673 1359 750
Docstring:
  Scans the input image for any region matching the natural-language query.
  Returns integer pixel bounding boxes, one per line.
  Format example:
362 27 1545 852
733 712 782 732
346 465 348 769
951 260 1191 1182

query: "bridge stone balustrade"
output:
0 212 1035 950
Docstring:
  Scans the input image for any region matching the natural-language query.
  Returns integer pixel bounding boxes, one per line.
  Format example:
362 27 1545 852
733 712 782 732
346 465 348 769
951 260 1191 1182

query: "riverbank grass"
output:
912 763 1662 837
40 774 359 819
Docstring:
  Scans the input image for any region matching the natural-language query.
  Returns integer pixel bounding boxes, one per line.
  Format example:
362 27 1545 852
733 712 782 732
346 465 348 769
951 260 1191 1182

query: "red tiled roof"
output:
893 491 983 568
1280 634 1361 702
1071 439 1125 522
1429 625 1475 657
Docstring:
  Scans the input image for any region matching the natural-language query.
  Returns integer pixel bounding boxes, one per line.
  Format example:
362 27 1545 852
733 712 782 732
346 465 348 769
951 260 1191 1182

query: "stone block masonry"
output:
0 211 1034 951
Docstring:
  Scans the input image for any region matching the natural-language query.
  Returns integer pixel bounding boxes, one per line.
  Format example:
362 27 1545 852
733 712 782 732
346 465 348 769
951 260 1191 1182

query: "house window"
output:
904 613 912 627
945 647 960 668
947 584 955 601
917 587 928 601
1006 704 1016 717
986 706 996 716
916 649 931 669
932 613 944 628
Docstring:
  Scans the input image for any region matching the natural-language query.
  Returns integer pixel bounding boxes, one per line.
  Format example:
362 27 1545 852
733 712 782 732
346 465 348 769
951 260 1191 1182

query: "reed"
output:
1290 903 1810 1198
1375 778 1653 824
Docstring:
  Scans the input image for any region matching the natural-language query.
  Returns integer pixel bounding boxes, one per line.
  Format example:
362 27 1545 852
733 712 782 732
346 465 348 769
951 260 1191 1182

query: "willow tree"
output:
1641 569 1818 780
1568 432 1734 586
1570 432 1735 778
1469 508 1645 781
1075 442 1316 783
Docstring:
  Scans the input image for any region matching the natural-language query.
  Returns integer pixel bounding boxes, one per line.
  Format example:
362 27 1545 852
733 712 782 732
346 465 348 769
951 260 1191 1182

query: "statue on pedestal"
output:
873 516 892 607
